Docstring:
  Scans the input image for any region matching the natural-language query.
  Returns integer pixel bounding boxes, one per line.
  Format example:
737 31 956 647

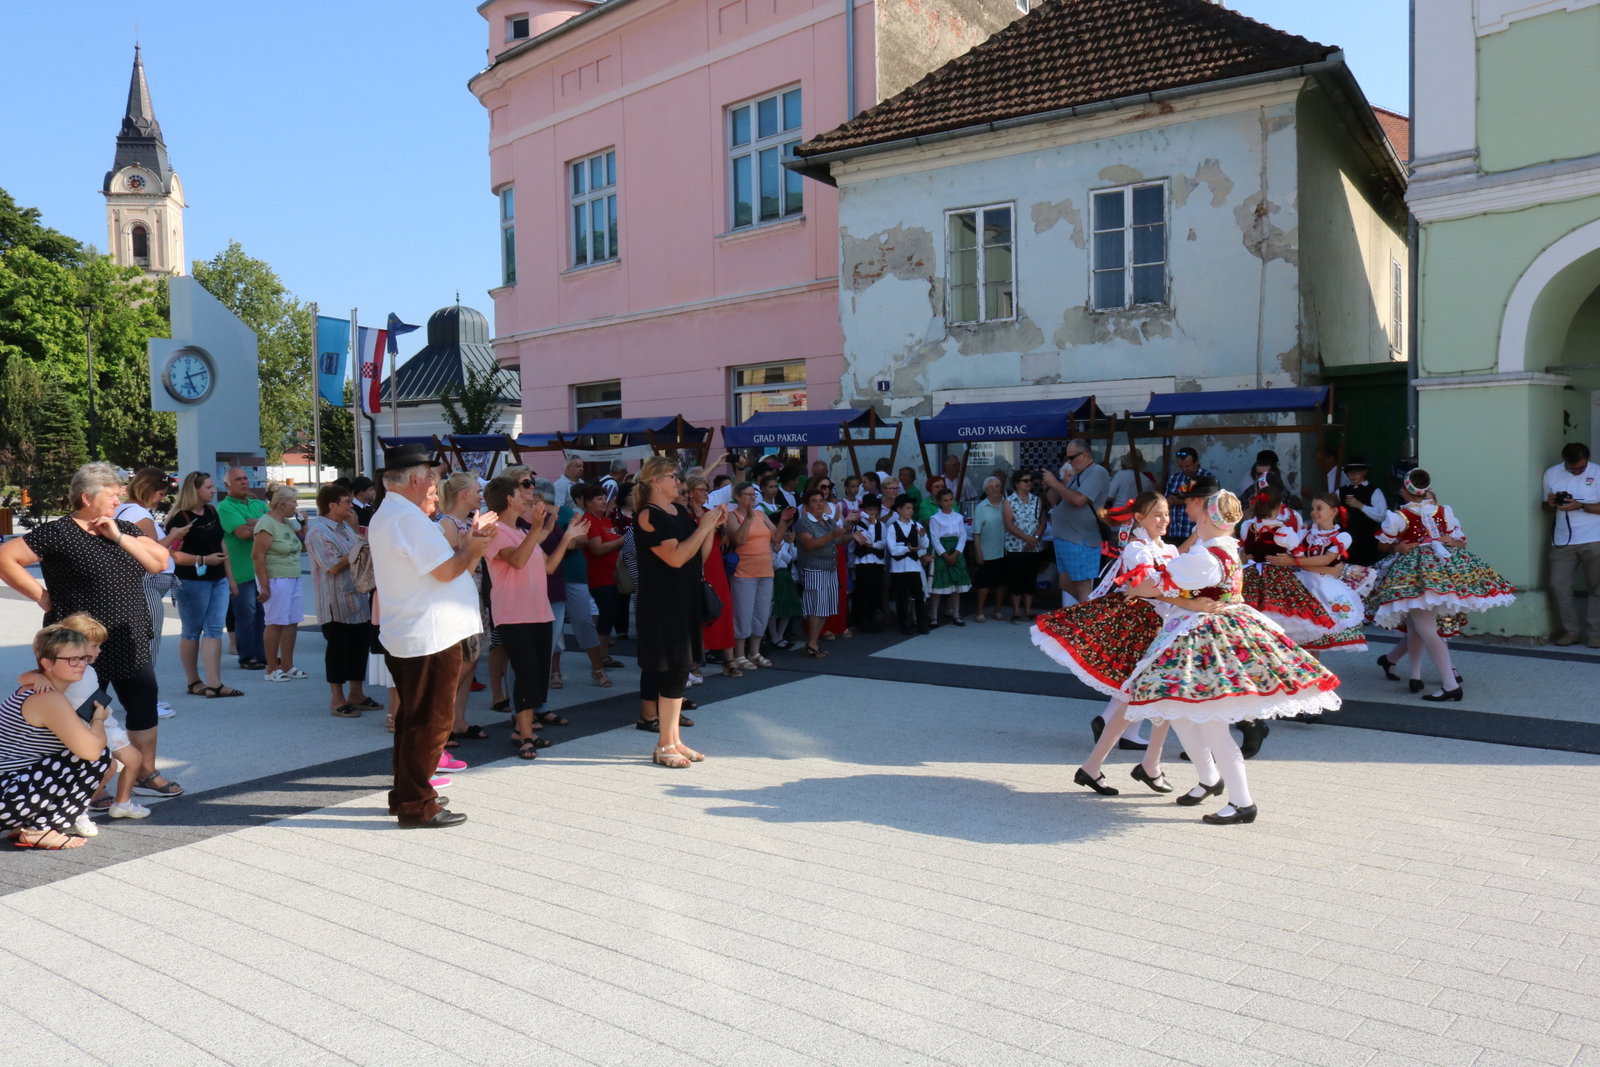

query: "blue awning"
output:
513 432 563 450
443 434 511 452
916 397 1097 443
1134 387 1330 418
721 409 883 448
572 415 710 445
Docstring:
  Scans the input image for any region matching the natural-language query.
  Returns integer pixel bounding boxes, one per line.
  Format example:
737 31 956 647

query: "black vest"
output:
1337 482 1382 565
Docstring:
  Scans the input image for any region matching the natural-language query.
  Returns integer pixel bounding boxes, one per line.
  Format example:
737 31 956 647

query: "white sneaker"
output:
73 812 99 837
687 672 705 687
156 701 176 718
109 801 151 819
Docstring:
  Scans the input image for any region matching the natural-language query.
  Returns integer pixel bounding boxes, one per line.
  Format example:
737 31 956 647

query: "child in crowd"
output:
768 530 802 650
18 612 149 828
887 494 931 634
927 488 971 627
851 494 888 633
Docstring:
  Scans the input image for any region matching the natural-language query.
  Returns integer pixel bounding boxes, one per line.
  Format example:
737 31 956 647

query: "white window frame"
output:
1391 257 1404 354
729 360 807 424
569 149 618 268
944 202 1017 326
498 186 516 286
506 14 531 40
727 87 804 231
1090 180 1169 310
573 379 621 431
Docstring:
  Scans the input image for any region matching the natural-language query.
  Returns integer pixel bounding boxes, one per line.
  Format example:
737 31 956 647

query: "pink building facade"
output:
470 0 1022 472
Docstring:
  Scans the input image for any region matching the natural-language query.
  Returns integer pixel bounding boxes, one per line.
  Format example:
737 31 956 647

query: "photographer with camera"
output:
1542 442 1600 647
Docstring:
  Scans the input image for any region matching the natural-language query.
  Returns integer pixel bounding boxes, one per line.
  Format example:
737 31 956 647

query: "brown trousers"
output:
385 642 464 823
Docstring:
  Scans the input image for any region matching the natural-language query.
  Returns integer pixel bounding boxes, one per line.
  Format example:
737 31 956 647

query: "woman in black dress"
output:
0 462 181 797
632 456 726 768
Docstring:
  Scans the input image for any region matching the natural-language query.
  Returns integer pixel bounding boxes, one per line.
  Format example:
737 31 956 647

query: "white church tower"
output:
103 46 185 276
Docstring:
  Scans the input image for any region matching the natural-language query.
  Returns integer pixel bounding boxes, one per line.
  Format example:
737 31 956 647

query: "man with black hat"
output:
1163 447 1213 547
1335 457 1387 566
369 443 497 828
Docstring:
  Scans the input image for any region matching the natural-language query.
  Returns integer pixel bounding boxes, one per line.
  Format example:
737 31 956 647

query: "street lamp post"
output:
78 303 99 460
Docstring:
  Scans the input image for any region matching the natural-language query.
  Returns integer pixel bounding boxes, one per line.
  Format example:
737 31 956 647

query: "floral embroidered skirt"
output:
1032 594 1164 698
1368 546 1516 630
1241 564 1340 644
930 536 971 595
1122 604 1342 723
1292 568 1368 653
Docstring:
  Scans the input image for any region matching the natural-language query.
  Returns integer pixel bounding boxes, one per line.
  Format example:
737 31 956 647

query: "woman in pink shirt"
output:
485 475 590 760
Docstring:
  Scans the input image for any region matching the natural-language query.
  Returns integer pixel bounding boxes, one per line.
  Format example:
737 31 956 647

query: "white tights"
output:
1169 719 1253 809
1405 609 1457 689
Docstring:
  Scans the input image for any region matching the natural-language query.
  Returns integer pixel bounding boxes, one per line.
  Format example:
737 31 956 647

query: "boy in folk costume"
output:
886 495 931 635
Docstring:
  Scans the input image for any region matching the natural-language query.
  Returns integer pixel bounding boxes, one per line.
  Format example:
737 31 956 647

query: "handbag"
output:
700 577 723 622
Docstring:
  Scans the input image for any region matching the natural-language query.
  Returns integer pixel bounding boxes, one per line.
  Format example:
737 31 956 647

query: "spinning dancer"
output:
1119 488 1341 824
1367 469 1515 701
1275 494 1373 656
1032 492 1180 796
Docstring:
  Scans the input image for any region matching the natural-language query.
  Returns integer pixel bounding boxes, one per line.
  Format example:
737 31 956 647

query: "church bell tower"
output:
103 46 186 276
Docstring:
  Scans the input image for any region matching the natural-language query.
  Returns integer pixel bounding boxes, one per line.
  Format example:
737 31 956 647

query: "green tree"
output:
191 241 310 462
439 353 515 436
29 387 89 516
318 381 357 474
0 187 81 266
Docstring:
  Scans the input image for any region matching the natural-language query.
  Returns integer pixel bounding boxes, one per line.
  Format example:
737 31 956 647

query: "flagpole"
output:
309 303 322 492
351 307 363 477
390 332 400 441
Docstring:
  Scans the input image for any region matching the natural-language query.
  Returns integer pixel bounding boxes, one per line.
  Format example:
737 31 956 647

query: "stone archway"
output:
1499 217 1600 375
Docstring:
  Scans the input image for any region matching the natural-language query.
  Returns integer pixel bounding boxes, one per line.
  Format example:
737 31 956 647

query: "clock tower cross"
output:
103 45 186 276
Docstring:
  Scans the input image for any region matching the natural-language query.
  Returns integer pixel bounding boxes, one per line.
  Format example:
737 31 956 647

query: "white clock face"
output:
163 348 214 404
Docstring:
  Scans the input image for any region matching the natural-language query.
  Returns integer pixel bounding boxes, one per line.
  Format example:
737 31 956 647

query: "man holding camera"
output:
1543 442 1600 647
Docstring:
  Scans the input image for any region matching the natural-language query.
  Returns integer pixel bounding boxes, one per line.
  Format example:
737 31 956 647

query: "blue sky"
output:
1 1 1407 366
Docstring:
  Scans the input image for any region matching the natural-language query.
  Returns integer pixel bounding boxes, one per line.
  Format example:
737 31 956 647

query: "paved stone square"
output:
0 590 1597 1065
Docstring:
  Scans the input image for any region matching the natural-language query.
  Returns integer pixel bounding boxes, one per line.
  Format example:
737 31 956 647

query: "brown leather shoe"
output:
1555 631 1581 646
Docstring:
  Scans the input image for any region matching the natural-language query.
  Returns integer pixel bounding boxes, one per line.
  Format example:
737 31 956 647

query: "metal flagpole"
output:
389 327 400 441
351 307 362 477
309 303 322 491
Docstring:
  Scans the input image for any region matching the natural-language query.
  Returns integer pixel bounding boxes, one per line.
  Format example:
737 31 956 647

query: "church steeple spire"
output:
103 45 173 194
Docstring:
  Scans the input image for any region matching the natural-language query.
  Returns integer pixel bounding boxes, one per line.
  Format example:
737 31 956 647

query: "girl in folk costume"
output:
1238 480 1342 645
1367 469 1515 701
1275 494 1374 655
1033 492 1182 795
1120 488 1342 824
927 488 971 627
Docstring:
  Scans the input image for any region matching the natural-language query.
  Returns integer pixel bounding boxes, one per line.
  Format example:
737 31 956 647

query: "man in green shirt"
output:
216 467 269 669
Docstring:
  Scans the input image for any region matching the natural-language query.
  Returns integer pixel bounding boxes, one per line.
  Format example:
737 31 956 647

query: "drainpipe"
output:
844 0 856 120
1404 0 1419 463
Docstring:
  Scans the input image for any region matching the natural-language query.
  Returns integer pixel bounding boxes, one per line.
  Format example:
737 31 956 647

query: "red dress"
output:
700 528 736 650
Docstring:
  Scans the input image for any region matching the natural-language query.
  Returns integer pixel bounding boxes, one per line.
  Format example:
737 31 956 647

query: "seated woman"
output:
2 626 113 850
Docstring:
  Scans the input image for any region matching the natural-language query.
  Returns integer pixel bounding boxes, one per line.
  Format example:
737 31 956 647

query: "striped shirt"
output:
305 516 371 625
0 689 70 774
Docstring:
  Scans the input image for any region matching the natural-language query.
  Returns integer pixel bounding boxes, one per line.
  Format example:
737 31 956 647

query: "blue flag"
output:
315 315 351 406
386 313 420 355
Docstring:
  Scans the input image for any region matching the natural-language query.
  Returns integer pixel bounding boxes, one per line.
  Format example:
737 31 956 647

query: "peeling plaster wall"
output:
1296 82 1409 373
833 91 1316 482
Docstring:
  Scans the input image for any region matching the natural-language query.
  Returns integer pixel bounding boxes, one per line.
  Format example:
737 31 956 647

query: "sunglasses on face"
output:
517 479 534 489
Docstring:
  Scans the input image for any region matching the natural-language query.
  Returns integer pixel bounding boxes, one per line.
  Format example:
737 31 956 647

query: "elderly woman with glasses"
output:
1001 469 1046 622
254 485 307 682
0 461 181 798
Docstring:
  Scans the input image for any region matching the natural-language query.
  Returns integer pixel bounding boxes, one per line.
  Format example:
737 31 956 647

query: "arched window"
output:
131 225 149 265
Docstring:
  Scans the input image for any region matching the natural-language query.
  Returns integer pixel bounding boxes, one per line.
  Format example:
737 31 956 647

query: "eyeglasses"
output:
48 655 92 666
1065 453 1086 461
518 479 534 489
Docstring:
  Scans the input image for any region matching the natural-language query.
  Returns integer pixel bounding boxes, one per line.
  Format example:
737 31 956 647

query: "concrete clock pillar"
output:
148 276 262 476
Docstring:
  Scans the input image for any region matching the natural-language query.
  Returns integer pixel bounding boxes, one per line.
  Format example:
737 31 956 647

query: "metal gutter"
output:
787 56 1348 186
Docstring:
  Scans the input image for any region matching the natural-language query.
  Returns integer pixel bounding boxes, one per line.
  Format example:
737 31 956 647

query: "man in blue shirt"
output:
1163 447 1213 546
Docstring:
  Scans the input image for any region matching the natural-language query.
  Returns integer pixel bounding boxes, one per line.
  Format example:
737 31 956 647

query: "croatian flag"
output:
356 326 388 415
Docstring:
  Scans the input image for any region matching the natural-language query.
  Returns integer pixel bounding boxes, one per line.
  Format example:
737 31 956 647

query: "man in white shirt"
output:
370 444 496 828
1543 442 1600 647
552 456 584 511
941 454 976 502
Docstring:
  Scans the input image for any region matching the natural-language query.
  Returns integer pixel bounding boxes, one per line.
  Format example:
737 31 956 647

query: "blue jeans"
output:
231 580 266 664
176 578 230 640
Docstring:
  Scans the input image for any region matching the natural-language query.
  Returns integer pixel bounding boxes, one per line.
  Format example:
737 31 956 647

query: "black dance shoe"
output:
1376 654 1398 681
1408 679 1425 693
1129 765 1173 793
1174 781 1225 807
1117 737 1149 751
1201 804 1258 825
1421 687 1464 702
1090 715 1106 743
1073 767 1119 795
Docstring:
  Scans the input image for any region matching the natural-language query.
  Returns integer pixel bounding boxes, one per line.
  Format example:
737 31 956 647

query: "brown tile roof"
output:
1372 106 1410 162
795 0 1333 160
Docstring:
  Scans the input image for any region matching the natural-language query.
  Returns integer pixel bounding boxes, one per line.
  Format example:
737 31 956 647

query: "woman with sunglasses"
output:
168 470 241 699
1001 470 1046 622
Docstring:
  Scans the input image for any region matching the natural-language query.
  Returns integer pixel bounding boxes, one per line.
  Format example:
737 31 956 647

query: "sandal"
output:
133 773 183 798
803 645 827 658
534 711 569 727
751 654 773 669
672 742 705 763
353 697 382 710
635 717 660 732
591 669 612 688
652 745 691 768
185 680 206 696
204 685 244 698
549 671 564 690
330 704 360 718
450 725 490 741
517 738 540 760
491 700 512 713
721 664 743 677
13 829 85 850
